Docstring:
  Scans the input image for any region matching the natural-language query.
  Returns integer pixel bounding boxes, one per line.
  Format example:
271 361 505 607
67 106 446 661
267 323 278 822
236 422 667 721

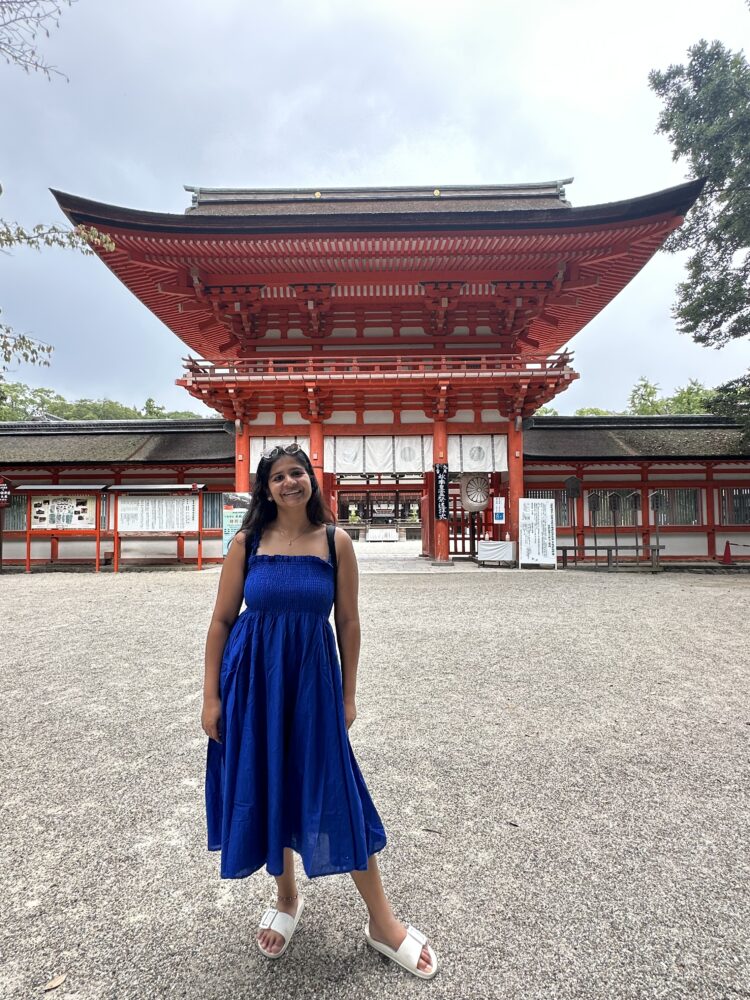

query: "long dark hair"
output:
239 446 333 542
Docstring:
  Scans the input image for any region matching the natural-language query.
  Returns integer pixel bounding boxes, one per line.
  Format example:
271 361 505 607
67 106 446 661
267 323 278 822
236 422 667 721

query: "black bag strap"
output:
326 523 338 602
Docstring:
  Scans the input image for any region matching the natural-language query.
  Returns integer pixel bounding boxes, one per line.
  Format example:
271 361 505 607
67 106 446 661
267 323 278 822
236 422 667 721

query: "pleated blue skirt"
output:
205 548 387 879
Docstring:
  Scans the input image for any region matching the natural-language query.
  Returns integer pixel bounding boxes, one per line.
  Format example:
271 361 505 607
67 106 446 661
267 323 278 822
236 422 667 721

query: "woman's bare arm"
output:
332 528 360 729
201 530 247 741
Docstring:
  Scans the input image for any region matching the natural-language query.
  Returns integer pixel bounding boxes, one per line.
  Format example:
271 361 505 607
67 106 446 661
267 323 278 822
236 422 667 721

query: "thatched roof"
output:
0 414 746 467
524 415 748 460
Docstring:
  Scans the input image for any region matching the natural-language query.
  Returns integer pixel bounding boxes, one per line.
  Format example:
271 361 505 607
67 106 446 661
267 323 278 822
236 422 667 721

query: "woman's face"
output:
266 455 313 510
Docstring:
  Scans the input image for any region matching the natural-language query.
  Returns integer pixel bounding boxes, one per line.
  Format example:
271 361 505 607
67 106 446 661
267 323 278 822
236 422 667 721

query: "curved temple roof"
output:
51 179 704 372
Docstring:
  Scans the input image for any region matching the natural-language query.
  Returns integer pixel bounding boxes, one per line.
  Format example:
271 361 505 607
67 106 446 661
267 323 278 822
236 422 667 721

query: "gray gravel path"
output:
2 562 749 999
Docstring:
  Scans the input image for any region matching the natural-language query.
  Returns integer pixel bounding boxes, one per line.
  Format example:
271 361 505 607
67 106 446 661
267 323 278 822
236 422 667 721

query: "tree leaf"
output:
42 972 67 991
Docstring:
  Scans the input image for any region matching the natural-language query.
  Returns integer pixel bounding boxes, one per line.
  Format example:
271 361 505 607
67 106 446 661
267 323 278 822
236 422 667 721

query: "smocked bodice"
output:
244 550 334 618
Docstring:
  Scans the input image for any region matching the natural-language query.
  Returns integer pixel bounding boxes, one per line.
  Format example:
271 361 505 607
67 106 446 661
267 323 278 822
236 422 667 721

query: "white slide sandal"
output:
364 920 438 980
257 894 305 959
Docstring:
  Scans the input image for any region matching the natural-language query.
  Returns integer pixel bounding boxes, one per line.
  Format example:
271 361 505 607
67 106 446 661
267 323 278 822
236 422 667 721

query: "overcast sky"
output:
2 0 749 415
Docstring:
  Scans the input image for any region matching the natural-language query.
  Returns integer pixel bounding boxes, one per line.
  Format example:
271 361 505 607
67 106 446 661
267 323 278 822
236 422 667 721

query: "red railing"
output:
181 352 574 382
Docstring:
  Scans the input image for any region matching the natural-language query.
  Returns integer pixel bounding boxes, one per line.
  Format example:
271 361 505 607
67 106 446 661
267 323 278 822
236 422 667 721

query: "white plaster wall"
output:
660 534 709 557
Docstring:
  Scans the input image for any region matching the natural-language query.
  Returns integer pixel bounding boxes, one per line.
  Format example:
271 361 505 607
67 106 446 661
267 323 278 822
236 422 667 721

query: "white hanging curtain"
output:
324 437 335 470
334 437 364 473
492 434 508 472
365 437 394 473
249 435 310 469
394 435 426 473
446 434 507 472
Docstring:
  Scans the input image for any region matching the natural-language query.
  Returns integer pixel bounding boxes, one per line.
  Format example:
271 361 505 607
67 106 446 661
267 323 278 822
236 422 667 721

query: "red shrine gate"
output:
54 179 703 561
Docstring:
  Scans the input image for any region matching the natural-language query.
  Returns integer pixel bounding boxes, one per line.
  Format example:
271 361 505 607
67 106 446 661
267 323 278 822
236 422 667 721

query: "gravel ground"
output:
2 558 749 999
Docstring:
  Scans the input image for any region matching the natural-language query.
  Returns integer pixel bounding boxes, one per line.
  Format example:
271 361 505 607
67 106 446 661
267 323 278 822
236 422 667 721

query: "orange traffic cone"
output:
721 541 733 566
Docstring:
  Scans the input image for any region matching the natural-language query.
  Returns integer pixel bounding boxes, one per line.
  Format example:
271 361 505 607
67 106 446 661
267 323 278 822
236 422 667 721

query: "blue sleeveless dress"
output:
205 529 387 879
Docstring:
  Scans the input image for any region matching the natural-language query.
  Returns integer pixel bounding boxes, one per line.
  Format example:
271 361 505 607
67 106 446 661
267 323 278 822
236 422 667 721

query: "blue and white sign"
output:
492 496 506 524
222 493 252 556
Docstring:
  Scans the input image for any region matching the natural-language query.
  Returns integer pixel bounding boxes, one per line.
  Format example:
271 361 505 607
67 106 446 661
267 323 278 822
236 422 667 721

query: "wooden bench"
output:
557 543 665 570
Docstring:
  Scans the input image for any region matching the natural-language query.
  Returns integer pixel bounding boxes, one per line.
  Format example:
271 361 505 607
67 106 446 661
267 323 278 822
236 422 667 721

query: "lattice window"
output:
587 489 639 527
652 488 701 526
719 487 750 525
4 494 27 530
527 488 571 527
202 492 224 530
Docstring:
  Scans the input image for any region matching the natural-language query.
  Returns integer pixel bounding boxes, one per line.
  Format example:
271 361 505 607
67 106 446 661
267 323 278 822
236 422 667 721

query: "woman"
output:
202 443 437 979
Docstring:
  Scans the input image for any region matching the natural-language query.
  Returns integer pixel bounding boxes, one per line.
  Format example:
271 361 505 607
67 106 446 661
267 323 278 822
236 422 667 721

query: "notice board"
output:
117 495 199 532
30 495 97 529
518 498 557 567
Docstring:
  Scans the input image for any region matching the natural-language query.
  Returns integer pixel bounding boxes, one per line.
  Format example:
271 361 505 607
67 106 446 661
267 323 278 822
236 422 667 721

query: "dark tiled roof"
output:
0 415 746 466
0 420 233 465
52 179 705 236
184 181 572 217
524 416 748 460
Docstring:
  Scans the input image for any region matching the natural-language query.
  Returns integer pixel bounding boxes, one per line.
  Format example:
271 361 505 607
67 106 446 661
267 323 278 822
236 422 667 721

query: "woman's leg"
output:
350 854 433 974
256 848 299 954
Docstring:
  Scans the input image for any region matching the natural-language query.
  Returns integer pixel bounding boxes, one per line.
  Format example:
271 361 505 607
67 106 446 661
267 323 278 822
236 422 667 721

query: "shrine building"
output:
1 178 749 568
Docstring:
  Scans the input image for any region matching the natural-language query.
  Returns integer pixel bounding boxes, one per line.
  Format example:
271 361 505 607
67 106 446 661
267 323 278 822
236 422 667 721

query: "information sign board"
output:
222 493 252 556
518 498 557 567
434 464 449 520
0 480 10 508
30 495 96 529
492 496 506 524
117 495 199 532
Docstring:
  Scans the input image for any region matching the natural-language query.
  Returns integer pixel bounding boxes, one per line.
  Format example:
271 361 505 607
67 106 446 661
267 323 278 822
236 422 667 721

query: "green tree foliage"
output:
574 407 617 416
536 377 719 418
0 381 205 421
628 377 664 415
650 35 750 348
705 371 750 445
628 376 715 415
533 405 558 415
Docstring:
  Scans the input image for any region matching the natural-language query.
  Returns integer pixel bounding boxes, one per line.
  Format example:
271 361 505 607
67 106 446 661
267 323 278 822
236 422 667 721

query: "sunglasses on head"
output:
260 442 303 462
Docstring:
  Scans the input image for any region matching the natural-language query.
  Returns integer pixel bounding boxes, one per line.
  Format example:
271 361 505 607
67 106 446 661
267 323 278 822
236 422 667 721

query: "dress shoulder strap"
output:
326 524 338 602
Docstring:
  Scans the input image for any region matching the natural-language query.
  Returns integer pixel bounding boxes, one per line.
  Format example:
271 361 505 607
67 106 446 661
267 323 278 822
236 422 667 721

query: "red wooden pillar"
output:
640 464 651 560
95 493 101 573
422 473 434 557
235 421 251 493
705 464 716 560
506 418 524 543
197 490 204 571
25 493 32 573
433 418 450 563
113 493 120 573
309 420 324 488
575 464 585 558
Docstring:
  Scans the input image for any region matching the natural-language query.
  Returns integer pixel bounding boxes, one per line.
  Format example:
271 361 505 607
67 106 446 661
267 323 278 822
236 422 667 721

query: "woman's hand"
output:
344 699 357 731
201 696 222 743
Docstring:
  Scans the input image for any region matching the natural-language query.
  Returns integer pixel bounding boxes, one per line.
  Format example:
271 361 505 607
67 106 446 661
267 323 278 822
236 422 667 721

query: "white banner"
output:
328 436 433 473
249 436 310 469
117 495 199 532
365 436 393 473
518 498 557 567
447 435 507 472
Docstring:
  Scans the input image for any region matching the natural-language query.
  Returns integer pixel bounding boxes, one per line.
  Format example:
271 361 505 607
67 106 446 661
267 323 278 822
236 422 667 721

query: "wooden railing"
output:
181 352 574 381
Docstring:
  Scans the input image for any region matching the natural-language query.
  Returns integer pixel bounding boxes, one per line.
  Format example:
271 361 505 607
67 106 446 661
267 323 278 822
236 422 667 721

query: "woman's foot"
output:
367 915 434 974
257 894 299 955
